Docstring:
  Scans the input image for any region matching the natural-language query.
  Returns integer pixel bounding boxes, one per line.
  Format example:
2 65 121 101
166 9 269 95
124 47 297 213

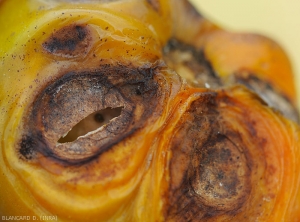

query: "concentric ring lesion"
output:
165 93 252 221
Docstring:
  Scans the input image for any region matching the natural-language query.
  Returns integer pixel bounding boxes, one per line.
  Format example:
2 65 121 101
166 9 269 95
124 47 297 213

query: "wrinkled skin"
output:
1 0 300 221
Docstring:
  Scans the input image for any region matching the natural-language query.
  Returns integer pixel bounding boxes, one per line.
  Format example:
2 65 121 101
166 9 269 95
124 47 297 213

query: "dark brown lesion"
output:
19 135 37 160
233 72 299 123
163 39 221 89
165 93 251 221
42 24 92 58
19 64 163 164
162 38 299 123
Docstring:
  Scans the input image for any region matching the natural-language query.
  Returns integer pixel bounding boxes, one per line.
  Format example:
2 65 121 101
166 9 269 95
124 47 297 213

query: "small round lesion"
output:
42 24 93 58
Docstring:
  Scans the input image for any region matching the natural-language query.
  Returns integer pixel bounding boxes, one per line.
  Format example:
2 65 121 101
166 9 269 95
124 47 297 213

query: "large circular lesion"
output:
19 63 165 164
165 92 252 221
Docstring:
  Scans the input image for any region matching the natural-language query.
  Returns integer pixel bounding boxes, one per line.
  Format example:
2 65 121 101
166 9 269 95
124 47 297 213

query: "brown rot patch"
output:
165 93 252 221
20 64 164 165
42 25 92 58
190 134 250 210
234 72 299 123
163 39 221 89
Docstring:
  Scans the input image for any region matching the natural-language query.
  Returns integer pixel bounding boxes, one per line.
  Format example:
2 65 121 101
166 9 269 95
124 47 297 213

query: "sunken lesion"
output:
165 93 252 221
42 24 92 58
190 134 250 210
19 63 164 164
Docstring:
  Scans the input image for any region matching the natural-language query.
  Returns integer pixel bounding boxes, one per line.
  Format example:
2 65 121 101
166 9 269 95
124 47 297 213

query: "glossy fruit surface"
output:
0 0 299 221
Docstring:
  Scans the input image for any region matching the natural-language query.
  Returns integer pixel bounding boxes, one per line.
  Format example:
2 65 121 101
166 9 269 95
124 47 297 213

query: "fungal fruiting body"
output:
0 0 300 221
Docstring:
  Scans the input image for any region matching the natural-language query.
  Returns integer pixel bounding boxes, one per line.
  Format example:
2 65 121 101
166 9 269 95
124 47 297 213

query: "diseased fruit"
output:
0 0 300 221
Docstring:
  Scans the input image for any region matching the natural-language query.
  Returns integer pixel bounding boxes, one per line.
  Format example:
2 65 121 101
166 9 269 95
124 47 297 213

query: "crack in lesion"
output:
58 107 123 143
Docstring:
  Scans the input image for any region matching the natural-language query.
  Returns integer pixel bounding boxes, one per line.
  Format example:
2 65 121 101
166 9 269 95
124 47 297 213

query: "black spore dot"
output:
136 88 142 95
94 113 104 123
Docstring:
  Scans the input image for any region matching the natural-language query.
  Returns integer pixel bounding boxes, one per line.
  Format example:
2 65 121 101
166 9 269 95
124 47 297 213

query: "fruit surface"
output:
0 0 300 221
